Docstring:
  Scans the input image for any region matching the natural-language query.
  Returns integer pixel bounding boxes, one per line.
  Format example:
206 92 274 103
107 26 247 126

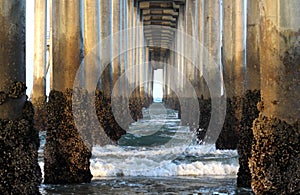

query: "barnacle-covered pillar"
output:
32 0 47 131
237 0 261 188
216 0 245 150
0 1 41 193
198 0 222 143
44 0 92 184
249 1 300 194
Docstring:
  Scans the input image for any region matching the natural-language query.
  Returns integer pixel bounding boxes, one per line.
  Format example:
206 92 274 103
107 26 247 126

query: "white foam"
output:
90 145 239 177
39 162 44 179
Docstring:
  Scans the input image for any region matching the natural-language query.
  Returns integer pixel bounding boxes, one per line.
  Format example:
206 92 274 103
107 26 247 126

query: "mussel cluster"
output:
215 96 241 150
32 96 47 131
129 96 143 121
249 113 299 194
0 81 26 105
44 89 92 184
0 100 41 194
237 90 260 188
95 90 126 142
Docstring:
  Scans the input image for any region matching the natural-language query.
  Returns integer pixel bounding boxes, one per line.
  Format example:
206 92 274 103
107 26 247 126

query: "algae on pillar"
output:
44 0 92 184
249 1 300 194
0 1 41 193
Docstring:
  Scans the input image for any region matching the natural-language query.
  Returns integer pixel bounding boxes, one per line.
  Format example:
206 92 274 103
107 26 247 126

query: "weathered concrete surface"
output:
0 1 41 193
111 0 121 97
259 0 300 125
245 0 260 91
52 0 83 91
84 0 100 92
32 0 47 98
0 1 26 120
249 1 300 193
100 0 112 96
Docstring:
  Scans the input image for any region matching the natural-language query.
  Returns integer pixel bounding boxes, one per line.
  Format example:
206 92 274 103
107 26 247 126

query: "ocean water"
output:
38 103 254 194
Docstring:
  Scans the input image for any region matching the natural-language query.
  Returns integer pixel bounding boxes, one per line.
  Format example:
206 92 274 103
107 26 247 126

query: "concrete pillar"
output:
84 0 100 92
52 0 83 91
197 0 205 98
217 0 245 150
134 4 140 98
184 0 195 98
0 2 26 119
202 0 213 99
192 0 202 98
151 67 154 98
31 0 48 132
209 0 221 86
245 0 260 91
222 0 234 98
233 0 245 96
237 0 261 188
167 50 174 97
100 0 112 97
111 0 121 97
0 1 41 193
258 0 300 147
49 0 53 90
121 0 128 98
139 19 145 99
249 0 300 194
163 59 168 100
145 46 150 98
132 4 139 97
45 0 92 184
127 0 133 97
32 0 47 103
177 6 185 93
222 0 245 98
